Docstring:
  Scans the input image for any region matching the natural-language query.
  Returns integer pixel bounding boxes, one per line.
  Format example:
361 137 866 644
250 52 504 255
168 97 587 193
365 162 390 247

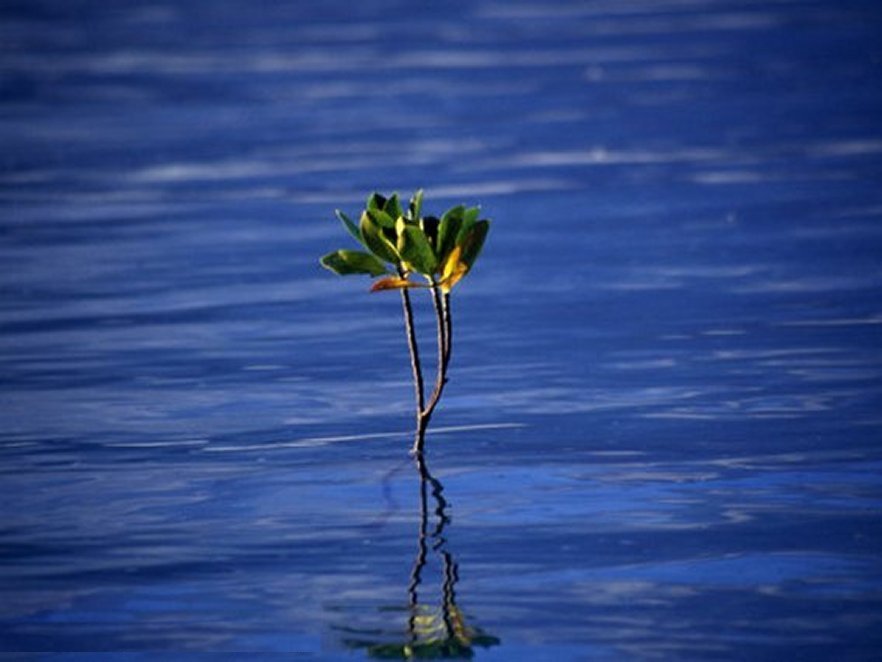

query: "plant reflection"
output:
344 454 499 659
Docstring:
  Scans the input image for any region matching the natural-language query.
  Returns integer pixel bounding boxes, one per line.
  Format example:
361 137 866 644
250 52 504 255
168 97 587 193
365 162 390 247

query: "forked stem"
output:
424 283 450 417
406 282 453 456
399 270 425 435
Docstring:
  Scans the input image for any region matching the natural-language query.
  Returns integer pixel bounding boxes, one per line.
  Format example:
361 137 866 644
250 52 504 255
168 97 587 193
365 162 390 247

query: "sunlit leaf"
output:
334 209 362 245
360 211 399 263
439 245 469 293
322 191 490 299
320 250 389 276
440 244 462 282
370 276 426 292
396 218 438 275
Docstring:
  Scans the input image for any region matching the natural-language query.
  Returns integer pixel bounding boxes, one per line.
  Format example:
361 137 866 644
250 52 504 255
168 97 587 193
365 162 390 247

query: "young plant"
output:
320 190 490 456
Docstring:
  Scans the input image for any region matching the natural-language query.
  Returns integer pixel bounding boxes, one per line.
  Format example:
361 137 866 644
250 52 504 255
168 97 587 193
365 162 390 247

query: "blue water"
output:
2 0 882 658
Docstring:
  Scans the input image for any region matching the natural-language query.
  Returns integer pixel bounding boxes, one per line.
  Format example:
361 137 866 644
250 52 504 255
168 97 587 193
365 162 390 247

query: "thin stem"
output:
399 274 425 417
421 283 450 428
443 292 452 368
432 282 448 383
407 281 454 457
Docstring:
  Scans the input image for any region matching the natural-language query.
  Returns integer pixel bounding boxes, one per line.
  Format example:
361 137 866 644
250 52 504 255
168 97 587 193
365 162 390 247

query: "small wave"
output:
203 422 526 453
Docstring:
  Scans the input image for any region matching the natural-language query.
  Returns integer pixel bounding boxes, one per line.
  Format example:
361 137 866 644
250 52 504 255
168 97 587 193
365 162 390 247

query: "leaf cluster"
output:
320 190 489 293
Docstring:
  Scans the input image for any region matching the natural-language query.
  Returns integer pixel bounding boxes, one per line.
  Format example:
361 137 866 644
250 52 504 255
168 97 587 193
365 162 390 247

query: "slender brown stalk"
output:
434 289 452 370
426 284 449 407
441 292 453 371
399 273 425 418
405 278 455 456
434 284 449 364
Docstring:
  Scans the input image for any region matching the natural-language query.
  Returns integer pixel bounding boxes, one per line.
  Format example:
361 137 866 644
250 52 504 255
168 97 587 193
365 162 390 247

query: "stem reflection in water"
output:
344 455 499 659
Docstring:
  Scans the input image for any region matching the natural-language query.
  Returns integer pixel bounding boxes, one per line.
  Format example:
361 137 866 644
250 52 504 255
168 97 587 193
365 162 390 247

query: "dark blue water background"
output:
2 0 882 658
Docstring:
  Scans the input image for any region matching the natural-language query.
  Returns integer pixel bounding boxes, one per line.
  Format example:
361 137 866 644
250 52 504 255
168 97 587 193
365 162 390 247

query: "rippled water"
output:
2 0 882 658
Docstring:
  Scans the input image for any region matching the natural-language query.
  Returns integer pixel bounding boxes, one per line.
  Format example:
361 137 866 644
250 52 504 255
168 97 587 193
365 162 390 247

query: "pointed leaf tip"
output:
463 206 481 225
334 209 363 245
408 189 424 220
384 193 403 219
366 192 387 212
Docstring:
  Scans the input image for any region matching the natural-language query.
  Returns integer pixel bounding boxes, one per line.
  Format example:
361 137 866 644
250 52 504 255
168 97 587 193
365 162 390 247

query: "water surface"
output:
2 0 882 658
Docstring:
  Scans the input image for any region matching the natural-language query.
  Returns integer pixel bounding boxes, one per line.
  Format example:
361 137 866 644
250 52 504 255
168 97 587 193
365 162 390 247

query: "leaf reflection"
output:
344 455 500 659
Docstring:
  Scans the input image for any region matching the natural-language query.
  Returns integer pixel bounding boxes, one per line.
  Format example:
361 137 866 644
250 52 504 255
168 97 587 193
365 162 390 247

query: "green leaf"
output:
320 249 389 276
459 219 490 268
360 211 400 264
463 205 481 225
334 209 362 245
366 207 395 229
408 189 424 220
396 218 438 275
366 192 387 212
441 204 465 224
384 193 403 220
436 213 463 267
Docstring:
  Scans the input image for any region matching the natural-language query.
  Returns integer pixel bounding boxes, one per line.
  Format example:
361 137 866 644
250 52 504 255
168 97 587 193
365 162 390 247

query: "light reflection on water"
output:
339 455 501 659
3 0 882 657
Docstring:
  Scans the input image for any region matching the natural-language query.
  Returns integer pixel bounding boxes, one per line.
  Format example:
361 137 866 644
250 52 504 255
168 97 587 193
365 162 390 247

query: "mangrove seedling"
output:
320 190 490 456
